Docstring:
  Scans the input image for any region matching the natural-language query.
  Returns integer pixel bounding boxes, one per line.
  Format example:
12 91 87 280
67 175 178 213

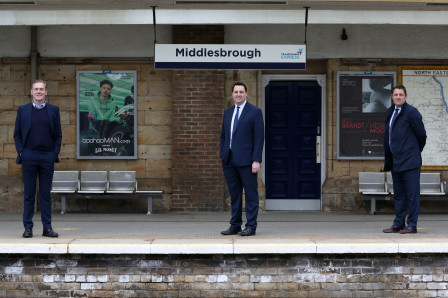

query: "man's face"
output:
30 82 47 104
391 88 407 107
100 84 112 99
232 85 247 106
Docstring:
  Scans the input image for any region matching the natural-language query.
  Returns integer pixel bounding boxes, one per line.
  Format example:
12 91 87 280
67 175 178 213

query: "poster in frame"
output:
77 70 137 159
337 71 396 160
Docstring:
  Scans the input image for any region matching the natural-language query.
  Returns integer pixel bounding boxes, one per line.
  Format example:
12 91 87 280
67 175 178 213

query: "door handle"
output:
316 136 321 164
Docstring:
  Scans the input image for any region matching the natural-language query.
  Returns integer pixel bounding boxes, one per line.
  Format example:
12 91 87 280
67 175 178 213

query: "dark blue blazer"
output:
220 102 264 166
383 102 426 172
14 102 63 164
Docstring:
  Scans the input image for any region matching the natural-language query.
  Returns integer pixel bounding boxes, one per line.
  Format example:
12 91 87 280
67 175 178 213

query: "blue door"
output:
265 81 322 210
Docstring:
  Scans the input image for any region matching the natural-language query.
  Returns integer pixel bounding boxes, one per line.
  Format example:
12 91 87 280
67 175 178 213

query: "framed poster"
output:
400 66 448 169
337 71 396 159
77 70 137 159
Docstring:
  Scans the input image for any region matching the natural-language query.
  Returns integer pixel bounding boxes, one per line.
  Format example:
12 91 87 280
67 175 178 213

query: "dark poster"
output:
337 72 395 159
77 71 137 159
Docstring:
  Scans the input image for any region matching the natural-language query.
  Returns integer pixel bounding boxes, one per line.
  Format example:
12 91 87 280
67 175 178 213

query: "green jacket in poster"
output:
88 92 121 123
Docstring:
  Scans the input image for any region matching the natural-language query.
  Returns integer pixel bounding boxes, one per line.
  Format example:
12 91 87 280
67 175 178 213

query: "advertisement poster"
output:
77 71 137 159
337 71 396 159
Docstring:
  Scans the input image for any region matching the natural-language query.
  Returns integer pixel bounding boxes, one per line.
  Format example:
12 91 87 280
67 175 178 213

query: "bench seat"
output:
52 170 163 214
360 172 447 214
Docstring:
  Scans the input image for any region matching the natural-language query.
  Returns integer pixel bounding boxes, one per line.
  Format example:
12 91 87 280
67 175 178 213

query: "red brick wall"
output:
171 26 226 211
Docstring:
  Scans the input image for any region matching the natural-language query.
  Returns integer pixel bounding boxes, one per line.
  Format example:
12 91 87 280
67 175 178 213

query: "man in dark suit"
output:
382 85 426 234
220 81 264 236
14 80 62 238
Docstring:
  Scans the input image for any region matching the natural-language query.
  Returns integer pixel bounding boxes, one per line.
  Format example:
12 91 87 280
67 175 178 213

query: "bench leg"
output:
61 196 67 214
370 198 376 215
147 196 152 215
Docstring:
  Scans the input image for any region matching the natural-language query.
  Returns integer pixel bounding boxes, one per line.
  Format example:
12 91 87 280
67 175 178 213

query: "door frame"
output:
262 74 327 211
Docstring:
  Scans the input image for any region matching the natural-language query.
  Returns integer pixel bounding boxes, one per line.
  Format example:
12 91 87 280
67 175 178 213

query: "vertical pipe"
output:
30 26 38 211
30 26 38 84
152 6 157 57
304 7 309 45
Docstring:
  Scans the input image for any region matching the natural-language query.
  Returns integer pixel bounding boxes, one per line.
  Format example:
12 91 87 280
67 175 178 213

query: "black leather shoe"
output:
23 228 33 238
400 226 417 234
382 225 402 233
221 226 241 235
238 228 256 236
42 228 59 238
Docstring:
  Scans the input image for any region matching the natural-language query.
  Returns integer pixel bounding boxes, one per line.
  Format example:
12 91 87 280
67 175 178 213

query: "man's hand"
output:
252 161 261 174
119 112 129 120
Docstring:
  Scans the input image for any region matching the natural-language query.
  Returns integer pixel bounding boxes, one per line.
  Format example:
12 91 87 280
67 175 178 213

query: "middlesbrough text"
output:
176 47 261 59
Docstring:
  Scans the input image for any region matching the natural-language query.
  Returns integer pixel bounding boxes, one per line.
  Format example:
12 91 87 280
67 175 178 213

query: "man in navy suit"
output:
220 81 264 236
14 80 62 238
382 85 426 234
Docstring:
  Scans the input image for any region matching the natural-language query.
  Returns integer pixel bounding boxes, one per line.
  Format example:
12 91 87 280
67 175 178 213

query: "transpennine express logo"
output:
281 49 304 60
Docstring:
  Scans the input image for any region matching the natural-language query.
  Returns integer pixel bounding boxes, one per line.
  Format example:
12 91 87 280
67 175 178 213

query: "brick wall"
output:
1 253 448 297
171 25 226 212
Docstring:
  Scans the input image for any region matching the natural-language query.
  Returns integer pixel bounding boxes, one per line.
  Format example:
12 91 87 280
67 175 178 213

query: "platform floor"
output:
1 211 448 255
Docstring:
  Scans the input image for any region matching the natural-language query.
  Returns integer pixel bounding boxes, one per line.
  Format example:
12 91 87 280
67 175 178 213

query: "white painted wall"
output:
225 24 448 59
1 24 448 59
0 25 172 58
0 26 30 57
38 25 172 57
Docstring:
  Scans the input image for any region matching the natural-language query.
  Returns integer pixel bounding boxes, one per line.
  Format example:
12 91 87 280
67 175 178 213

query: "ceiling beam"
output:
2 9 448 25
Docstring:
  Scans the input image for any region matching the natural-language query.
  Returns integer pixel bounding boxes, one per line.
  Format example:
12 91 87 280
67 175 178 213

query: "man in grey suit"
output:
220 81 264 236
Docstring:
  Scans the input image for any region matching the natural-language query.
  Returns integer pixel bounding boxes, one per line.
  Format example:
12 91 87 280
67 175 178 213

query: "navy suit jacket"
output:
383 102 426 172
220 101 264 166
14 102 63 164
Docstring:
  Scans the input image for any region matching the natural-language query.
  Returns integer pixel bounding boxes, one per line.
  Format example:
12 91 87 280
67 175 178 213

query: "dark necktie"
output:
233 106 240 134
231 106 240 148
389 108 399 147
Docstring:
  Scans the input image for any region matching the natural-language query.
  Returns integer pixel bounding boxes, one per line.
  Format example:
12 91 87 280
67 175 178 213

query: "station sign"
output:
155 44 306 70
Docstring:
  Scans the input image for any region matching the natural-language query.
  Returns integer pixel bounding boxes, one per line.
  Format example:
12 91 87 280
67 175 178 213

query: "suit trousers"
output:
222 151 259 230
21 148 55 230
392 167 421 229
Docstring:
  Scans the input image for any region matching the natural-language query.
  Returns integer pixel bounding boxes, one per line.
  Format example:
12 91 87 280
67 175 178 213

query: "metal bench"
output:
51 171 79 194
420 173 446 196
52 170 163 214
359 172 389 214
107 171 136 193
388 172 446 196
106 171 163 214
361 172 447 214
77 171 108 194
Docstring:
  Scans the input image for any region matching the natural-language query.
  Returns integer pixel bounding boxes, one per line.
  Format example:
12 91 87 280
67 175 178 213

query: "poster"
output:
77 71 137 159
337 71 396 159
401 67 448 167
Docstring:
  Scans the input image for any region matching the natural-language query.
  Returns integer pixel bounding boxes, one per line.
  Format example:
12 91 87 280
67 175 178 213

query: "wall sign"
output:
77 70 137 159
155 44 306 70
337 71 396 160
401 66 448 168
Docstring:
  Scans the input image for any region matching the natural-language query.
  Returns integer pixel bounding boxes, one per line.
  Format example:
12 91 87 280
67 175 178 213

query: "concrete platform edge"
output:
2 236 448 255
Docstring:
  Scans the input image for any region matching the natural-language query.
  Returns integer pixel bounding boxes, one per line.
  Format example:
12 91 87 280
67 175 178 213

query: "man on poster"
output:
87 79 121 139
382 85 426 234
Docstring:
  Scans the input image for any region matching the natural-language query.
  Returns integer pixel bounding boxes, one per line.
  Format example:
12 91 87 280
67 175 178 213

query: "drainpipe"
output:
30 26 38 211
30 26 37 84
